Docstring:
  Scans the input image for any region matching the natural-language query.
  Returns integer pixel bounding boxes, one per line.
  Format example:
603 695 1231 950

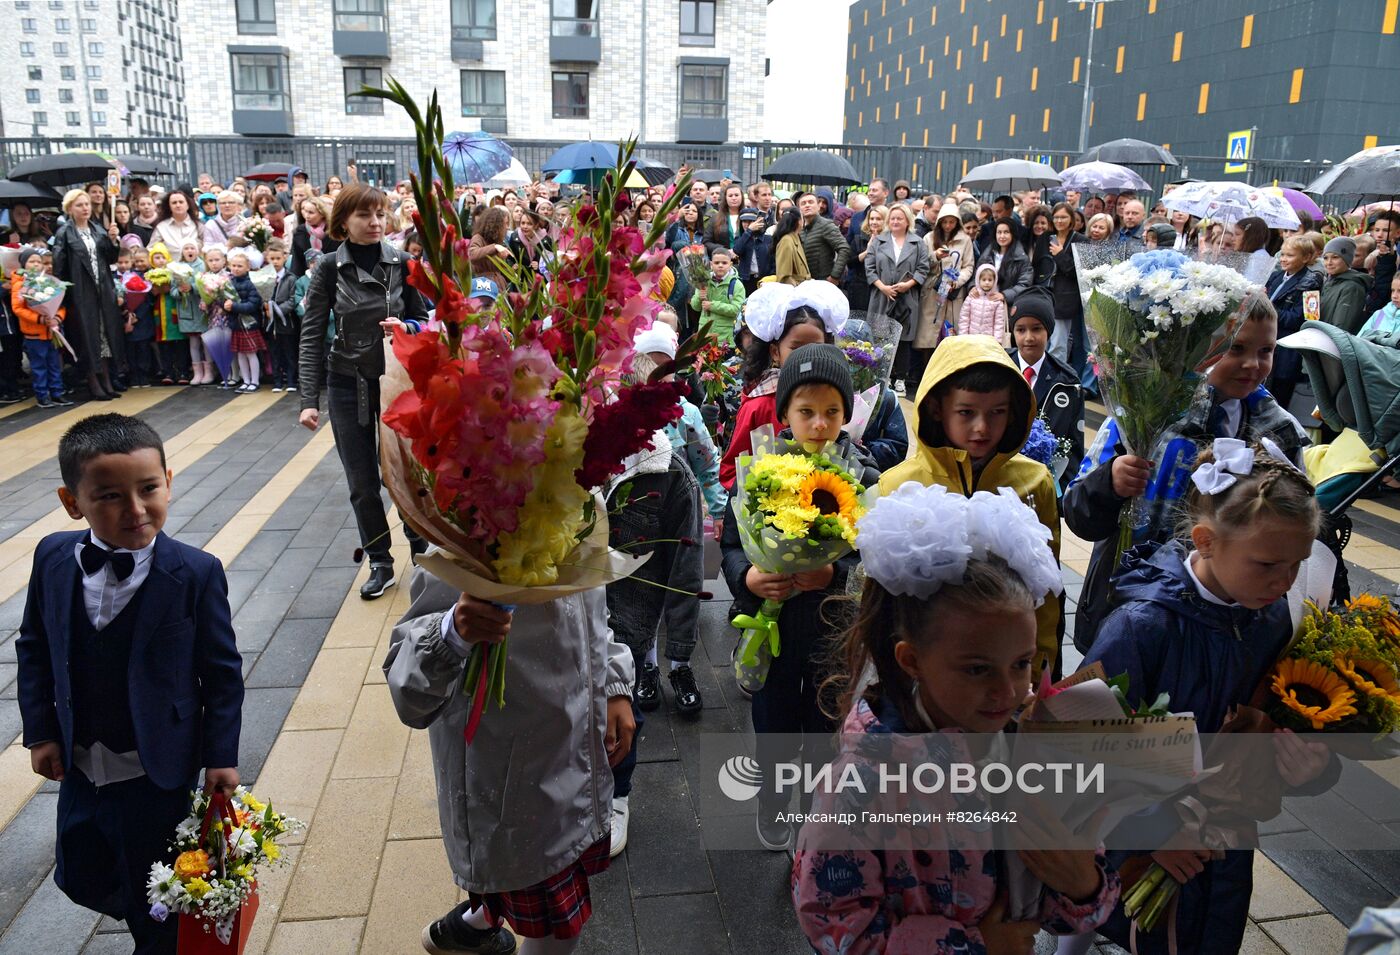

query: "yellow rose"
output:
174 850 212 881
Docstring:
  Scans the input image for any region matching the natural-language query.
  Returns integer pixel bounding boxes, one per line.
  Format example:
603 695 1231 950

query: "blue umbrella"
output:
442 131 514 185
541 142 619 176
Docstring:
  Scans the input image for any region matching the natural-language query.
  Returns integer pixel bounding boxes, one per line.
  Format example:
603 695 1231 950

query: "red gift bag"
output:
176 792 261 955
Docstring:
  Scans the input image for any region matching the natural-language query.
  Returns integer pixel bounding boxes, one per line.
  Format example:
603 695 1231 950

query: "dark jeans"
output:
56 770 188 955
327 372 396 567
124 337 154 385
157 340 188 380
751 625 838 813
270 327 300 388
611 667 645 801
24 338 64 399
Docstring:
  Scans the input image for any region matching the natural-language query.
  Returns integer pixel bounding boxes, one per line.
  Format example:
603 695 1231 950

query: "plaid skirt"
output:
468 837 611 940
231 328 266 353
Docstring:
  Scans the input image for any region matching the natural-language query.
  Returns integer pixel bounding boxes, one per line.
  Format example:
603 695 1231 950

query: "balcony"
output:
549 16 599 62
333 1 389 58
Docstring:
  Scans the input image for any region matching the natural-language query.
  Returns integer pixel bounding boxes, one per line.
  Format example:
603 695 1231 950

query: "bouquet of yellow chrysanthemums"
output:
146 787 302 951
731 425 874 691
1267 594 1400 740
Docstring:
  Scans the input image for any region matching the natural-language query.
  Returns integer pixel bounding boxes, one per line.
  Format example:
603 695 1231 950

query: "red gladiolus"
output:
575 381 687 488
406 258 440 300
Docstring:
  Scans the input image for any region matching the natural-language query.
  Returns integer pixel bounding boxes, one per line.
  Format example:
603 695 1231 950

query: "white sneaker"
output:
609 797 629 858
271 385 283 393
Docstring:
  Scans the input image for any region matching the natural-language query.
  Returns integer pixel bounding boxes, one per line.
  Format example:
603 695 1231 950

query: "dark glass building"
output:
844 0 1399 173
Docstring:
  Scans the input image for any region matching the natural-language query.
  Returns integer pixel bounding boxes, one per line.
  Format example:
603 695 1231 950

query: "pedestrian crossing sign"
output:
1225 129 1253 174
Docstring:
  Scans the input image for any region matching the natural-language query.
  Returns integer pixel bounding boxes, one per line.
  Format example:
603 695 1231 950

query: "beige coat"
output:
914 230 974 349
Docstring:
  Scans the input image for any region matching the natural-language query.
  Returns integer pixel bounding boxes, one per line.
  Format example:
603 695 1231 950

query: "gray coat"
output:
864 231 931 341
383 569 634 893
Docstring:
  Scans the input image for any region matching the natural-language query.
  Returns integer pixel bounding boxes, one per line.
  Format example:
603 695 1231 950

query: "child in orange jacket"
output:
11 248 71 408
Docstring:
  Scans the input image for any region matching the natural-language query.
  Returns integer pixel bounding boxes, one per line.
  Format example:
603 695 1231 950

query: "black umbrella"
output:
1273 180 1310 191
115 154 174 178
0 179 63 209
243 162 299 182
633 158 675 187
1077 138 1179 167
8 152 118 188
762 149 861 186
1305 146 1400 199
685 167 727 184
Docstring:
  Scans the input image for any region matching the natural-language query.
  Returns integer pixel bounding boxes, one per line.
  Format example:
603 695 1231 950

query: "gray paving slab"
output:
632 892 732 955
0 663 15 696
232 589 297 637
223 568 268 617
0 699 21 747
245 617 336 689
0 872 101 955
1262 829 1393 924
0 792 58 936
226 529 298 574
251 548 322 596
624 761 715 898
238 686 300 785
710 848 808 954
80 932 133 954
576 854 639 955
285 566 361 619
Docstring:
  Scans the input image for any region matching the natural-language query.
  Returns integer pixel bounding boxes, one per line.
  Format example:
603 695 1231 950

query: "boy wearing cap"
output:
1320 236 1373 335
1007 286 1084 481
11 248 73 408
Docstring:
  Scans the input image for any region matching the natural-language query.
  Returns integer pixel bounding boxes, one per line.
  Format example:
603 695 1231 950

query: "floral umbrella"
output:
442 131 514 185
1162 180 1300 229
1059 161 1151 196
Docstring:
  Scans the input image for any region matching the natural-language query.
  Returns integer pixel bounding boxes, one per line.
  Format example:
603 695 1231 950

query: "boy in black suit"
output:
1007 286 1086 484
16 414 244 955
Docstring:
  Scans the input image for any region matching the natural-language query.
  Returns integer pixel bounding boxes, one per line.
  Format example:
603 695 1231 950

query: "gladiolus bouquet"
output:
365 79 704 742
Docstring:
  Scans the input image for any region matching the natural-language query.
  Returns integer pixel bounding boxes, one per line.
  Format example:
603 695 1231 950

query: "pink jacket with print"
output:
957 291 1009 341
791 697 1120 954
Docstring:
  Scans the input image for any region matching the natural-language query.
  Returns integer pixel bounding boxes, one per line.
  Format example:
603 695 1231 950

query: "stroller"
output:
1282 323 1400 602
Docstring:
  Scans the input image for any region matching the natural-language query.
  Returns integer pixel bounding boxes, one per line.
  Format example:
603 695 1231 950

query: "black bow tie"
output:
80 539 136 581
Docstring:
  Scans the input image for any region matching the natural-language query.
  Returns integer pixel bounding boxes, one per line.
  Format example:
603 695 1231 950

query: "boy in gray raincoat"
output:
385 570 635 955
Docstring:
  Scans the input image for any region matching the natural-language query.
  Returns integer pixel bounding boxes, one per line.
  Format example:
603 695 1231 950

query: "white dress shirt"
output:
1218 398 1243 439
70 534 155 785
1186 551 1239 607
1017 353 1047 384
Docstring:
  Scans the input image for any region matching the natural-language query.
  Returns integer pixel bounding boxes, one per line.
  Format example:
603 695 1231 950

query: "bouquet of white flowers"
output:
242 216 274 252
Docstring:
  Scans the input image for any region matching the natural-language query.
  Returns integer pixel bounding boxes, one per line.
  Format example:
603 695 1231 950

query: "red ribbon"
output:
462 645 491 745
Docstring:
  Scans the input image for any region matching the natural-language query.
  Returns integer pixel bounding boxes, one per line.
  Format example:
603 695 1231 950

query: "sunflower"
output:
1335 655 1400 703
1270 659 1359 730
798 470 861 522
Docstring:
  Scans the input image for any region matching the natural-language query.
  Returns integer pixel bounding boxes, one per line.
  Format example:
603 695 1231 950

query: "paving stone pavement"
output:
0 392 1390 954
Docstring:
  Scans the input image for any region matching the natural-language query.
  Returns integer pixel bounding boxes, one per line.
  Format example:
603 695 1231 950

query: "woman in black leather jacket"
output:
297 182 428 600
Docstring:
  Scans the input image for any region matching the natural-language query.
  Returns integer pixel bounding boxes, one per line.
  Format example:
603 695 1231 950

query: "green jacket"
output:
690 266 746 341
1321 268 1373 335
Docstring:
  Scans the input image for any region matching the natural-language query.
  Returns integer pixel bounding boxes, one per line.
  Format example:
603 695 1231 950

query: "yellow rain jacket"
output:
881 335 1062 675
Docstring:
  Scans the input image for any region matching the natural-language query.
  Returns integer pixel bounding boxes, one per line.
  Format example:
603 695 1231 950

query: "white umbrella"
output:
1161 180 1300 229
959 158 1061 193
484 158 531 189
1058 161 1150 195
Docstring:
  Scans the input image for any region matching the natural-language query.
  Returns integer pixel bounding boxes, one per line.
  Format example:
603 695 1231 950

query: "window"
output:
94 88 108 103
55 17 70 31
679 0 714 45
460 69 506 132
679 62 727 119
81 17 96 31
32 111 47 126
14 1 29 7
344 66 383 114
92 110 106 125
27 67 41 80
59 89 74 103
61 65 75 80
551 70 588 118
25 89 40 103
88 41 104 55
84 0 99 7
49 1 64 8
20 42 34 56
230 50 289 111
451 0 496 40
551 0 597 36
54 42 69 56
236 0 276 34
22 17 36 32
66 111 81 126
87 65 101 79
334 0 386 32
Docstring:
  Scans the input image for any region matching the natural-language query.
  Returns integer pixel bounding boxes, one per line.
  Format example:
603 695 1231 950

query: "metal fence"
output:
0 134 1333 200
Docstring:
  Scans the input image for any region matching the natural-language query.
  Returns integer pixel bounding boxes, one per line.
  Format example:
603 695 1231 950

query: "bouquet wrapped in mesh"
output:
731 426 876 691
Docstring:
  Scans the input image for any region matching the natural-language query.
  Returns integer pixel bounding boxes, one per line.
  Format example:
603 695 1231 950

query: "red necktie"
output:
1023 365 1035 385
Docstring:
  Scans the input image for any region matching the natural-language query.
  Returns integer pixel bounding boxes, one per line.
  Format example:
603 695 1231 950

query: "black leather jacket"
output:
298 240 427 411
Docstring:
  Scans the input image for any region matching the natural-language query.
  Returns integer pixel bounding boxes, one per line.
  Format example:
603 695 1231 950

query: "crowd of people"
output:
12 157 1399 955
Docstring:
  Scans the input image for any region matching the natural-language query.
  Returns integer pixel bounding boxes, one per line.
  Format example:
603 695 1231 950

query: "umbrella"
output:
959 158 1061 193
1305 145 1400 199
541 142 619 176
484 158 531 189
8 151 118 188
442 130 514 185
1162 180 1300 228
1077 138 1178 166
0 179 62 209
762 149 860 186
243 162 299 182
115 155 174 178
633 158 675 187
1273 180 1310 191
686 167 727 184
1264 187 1323 222
1058 161 1151 195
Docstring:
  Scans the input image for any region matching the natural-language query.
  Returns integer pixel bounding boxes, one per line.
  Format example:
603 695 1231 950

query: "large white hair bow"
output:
786 279 850 336
1189 438 1255 495
856 482 1063 604
741 283 798 343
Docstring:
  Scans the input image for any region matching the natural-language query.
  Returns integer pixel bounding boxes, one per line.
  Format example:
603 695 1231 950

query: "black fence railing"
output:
0 135 1336 201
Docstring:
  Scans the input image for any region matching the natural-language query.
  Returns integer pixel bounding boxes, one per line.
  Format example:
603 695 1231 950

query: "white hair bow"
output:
1190 438 1255 495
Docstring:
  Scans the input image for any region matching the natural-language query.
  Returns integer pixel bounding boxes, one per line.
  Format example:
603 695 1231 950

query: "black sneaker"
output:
422 900 517 954
756 810 792 852
635 661 661 712
360 564 396 600
35 398 54 409
669 664 703 718
0 394 21 405
52 395 75 406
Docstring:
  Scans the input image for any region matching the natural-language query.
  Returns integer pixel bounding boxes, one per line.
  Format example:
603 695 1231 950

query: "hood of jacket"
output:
705 266 740 290
1113 540 1278 637
1327 268 1373 294
815 188 838 219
